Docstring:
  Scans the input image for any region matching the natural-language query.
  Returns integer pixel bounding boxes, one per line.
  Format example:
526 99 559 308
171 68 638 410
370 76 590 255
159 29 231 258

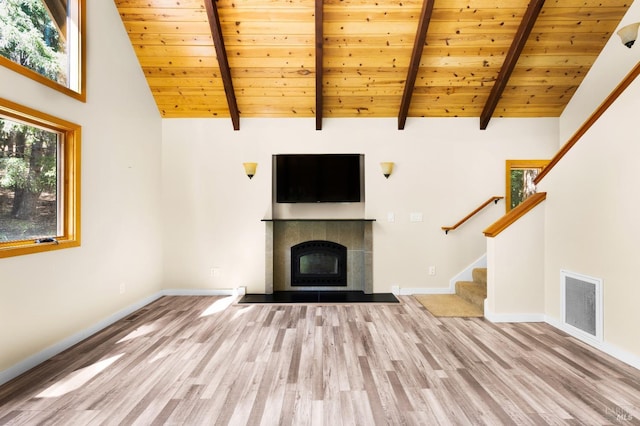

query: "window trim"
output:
0 97 81 258
505 159 549 212
0 0 86 102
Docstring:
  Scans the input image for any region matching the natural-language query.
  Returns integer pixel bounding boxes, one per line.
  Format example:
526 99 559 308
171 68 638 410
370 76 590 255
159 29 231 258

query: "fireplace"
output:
264 219 374 293
291 240 347 286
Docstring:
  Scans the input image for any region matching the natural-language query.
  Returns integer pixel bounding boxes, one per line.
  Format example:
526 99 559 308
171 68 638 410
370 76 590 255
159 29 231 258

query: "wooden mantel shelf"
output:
483 192 547 238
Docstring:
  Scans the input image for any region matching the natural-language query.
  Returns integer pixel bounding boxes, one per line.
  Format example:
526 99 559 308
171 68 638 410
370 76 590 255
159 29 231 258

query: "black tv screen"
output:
276 154 362 203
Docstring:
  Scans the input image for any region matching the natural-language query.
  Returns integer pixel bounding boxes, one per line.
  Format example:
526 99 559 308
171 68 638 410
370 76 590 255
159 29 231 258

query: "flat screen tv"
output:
275 154 363 203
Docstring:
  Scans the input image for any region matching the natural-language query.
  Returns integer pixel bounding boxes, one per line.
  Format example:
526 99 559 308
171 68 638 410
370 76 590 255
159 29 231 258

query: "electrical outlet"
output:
410 212 423 222
119 282 126 294
211 268 221 278
428 266 436 276
387 212 395 223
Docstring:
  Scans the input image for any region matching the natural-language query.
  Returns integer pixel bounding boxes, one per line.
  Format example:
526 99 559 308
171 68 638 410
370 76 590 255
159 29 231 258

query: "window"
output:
505 159 549 212
0 97 80 257
0 0 85 101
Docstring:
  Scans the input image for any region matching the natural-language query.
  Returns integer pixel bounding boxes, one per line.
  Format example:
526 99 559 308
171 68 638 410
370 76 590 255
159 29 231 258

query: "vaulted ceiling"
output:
114 0 633 130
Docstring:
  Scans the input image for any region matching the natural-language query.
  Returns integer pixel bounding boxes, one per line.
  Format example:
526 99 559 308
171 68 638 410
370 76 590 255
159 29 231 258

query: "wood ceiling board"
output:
216 0 315 7
115 0 204 6
143 67 221 77
117 8 207 21
324 105 401 118
538 7 633 20
123 22 211 34
233 100 316 116
135 56 220 67
324 10 425 23
235 87 316 97
322 86 404 97
543 0 632 6
228 68 316 78
218 9 315 22
114 0 634 122
130 34 214 46
494 4 624 116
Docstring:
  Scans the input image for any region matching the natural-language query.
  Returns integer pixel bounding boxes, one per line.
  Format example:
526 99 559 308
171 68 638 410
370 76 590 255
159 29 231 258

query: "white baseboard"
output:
0 288 237 387
484 311 546 323
483 299 545 322
545 316 640 371
161 288 236 297
449 254 487 292
398 287 454 295
484 309 640 371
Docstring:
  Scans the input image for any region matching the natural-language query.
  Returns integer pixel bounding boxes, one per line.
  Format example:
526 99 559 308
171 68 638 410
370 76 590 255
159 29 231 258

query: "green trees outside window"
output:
0 0 84 100
0 0 65 85
0 117 59 243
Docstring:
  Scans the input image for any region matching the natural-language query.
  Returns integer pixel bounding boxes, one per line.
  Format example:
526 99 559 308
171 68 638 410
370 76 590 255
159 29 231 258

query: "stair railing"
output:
483 192 546 237
442 196 504 234
534 61 640 185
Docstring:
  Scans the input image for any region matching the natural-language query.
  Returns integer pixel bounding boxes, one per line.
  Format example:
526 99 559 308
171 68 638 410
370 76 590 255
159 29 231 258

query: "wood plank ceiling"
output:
114 0 634 130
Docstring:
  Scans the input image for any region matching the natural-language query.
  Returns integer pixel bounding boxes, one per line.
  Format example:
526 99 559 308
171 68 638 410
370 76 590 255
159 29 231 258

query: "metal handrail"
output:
442 196 503 234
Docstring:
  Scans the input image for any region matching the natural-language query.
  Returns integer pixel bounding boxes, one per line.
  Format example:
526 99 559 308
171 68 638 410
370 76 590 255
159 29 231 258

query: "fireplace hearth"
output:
291 240 347 286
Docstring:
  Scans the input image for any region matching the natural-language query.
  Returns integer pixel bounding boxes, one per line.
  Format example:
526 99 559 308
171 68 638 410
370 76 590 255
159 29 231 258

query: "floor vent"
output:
561 270 603 341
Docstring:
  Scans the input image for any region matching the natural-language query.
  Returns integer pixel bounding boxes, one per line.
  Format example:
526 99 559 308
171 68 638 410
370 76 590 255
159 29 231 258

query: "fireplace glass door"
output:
291 240 347 286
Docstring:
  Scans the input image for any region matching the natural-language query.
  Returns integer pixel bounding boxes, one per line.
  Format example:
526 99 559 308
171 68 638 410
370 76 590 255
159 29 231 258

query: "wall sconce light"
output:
380 162 394 179
243 162 257 179
617 22 640 48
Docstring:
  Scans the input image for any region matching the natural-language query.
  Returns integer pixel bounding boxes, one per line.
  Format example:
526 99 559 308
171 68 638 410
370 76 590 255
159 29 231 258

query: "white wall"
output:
162 117 558 294
541 1 640 359
0 2 163 376
486 202 545 322
560 2 640 142
540 74 640 358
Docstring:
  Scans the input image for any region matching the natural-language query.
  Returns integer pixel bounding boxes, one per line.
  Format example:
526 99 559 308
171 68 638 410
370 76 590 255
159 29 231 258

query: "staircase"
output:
414 267 487 317
454 267 487 315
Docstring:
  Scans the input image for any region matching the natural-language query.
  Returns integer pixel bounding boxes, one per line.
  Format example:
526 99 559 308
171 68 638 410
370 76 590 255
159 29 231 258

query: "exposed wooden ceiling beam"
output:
480 0 546 130
204 0 240 130
397 0 436 130
315 0 323 130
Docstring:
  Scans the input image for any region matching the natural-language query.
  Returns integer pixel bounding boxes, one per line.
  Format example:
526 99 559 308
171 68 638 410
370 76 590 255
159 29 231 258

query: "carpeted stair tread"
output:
455 281 487 309
415 294 483 317
416 267 488 318
472 268 487 286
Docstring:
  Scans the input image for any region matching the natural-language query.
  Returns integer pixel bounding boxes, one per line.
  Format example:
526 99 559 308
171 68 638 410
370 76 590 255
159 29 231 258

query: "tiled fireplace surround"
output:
264 220 374 293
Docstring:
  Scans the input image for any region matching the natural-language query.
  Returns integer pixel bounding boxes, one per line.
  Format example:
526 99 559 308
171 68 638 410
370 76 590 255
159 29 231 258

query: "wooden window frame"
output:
505 159 549 212
0 0 86 102
0 97 81 258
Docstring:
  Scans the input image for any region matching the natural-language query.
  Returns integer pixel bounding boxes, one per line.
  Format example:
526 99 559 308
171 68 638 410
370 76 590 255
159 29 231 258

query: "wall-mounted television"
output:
275 154 363 203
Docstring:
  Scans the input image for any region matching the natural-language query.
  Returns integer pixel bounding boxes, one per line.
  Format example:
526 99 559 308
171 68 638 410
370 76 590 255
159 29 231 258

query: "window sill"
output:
0 238 80 258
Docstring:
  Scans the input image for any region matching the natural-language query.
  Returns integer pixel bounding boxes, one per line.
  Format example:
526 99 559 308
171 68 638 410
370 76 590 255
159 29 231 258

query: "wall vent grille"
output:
561 270 603 341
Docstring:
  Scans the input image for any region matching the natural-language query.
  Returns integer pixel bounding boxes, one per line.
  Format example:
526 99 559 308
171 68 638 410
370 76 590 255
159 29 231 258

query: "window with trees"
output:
0 98 80 258
0 0 85 100
505 159 549 212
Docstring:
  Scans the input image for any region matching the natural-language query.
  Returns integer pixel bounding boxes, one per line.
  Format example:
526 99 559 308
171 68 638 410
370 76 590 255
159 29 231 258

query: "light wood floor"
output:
1 296 639 425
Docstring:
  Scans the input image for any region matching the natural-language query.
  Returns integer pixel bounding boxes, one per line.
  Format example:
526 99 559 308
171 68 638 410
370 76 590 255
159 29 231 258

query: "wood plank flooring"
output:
1 296 639 425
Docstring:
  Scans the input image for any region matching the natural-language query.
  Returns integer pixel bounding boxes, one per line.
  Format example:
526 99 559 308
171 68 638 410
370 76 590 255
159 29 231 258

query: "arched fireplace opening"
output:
291 240 347 286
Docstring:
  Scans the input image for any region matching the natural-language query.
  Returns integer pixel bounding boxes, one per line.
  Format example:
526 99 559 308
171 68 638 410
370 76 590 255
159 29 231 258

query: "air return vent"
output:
561 270 603 341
